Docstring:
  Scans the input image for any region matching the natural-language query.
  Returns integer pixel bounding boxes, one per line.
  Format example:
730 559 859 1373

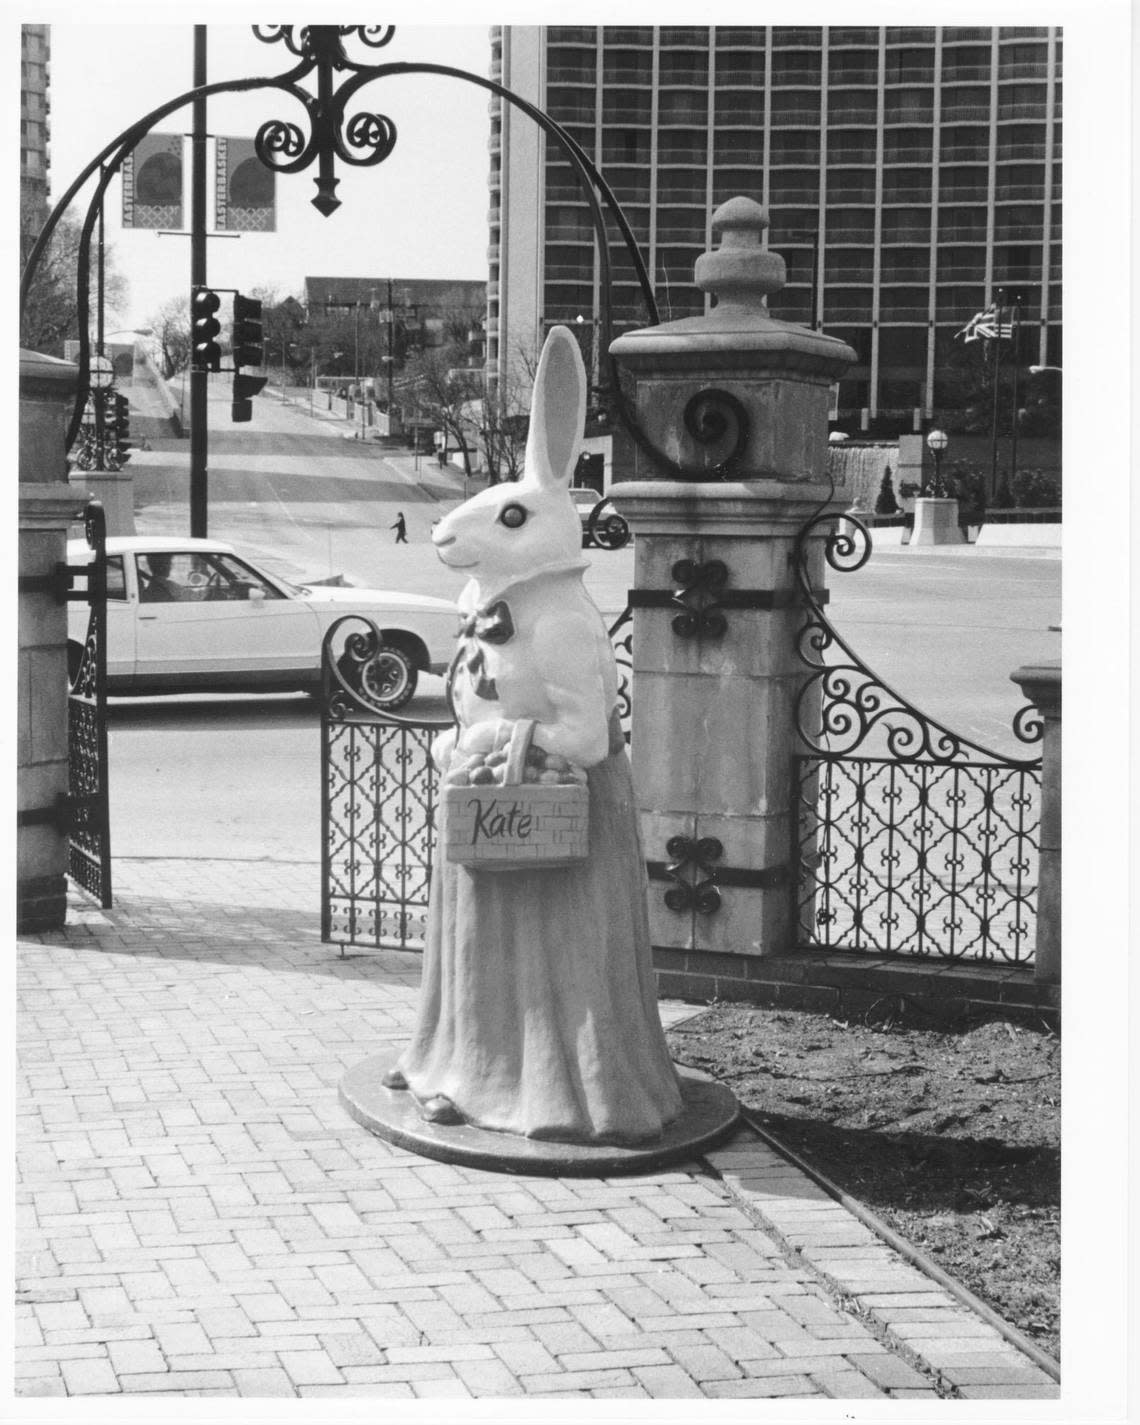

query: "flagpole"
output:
989 288 1004 503
1009 299 1021 497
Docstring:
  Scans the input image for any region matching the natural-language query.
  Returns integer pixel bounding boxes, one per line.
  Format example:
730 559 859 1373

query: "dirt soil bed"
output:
667 1003 1060 1360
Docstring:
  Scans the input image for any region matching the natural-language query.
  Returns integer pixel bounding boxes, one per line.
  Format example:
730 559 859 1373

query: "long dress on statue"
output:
396 610 683 1145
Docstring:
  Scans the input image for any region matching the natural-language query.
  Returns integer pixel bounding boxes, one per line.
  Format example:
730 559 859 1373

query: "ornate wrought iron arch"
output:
20 24 750 482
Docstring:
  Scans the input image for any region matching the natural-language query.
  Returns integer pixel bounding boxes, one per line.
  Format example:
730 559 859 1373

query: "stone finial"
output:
694 197 786 308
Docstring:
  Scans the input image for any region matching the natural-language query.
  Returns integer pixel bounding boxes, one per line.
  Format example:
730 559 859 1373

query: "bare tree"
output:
148 294 191 379
401 342 484 477
20 195 128 356
478 350 534 483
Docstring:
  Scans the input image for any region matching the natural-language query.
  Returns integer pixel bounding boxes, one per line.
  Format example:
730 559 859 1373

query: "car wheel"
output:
603 514 631 549
361 643 418 710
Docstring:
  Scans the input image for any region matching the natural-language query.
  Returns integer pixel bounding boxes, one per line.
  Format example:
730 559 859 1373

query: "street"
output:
109 383 1060 865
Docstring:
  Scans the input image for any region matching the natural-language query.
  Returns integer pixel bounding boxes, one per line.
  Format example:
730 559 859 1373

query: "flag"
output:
121 133 184 229
215 137 276 232
954 304 1015 342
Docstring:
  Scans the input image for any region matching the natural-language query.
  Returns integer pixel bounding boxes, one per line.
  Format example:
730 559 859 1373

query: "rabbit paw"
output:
431 728 458 771
457 718 513 757
421 1094 464 1126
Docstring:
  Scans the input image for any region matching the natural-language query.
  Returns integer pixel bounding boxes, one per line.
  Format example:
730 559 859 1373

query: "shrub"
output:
944 461 987 517
1011 468 1061 509
994 469 1014 508
874 465 899 515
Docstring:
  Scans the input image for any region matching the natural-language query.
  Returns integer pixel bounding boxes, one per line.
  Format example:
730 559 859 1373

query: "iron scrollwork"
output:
607 374 751 484
792 512 1042 768
607 606 634 746
584 498 631 551
662 835 724 914
791 509 1046 967
67 501 112 908
670 559 729 639
322 614 451 727
321 612 452 954
252 26 399 215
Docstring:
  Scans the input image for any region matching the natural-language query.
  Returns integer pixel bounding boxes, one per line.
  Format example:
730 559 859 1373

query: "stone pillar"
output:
910 496 962 546
19 350 89 932
1010 663 1061 984
608 198 855 965
70 465 134 537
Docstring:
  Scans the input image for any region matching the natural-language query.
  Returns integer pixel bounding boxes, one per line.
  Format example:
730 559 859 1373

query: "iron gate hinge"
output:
18 564 78 604
17 792 101 834
18 793 72 833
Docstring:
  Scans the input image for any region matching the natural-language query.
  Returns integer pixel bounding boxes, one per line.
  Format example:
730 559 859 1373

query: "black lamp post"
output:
86 355 116 471
925 428 949 498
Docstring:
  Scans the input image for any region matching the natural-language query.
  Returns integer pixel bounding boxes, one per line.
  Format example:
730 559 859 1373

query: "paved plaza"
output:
16 857 1060 1401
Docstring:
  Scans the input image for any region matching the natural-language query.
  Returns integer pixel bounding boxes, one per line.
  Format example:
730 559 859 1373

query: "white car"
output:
66 536 458 709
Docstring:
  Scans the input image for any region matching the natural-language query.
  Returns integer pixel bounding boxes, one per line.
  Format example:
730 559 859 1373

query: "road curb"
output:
733 1107 1061 1384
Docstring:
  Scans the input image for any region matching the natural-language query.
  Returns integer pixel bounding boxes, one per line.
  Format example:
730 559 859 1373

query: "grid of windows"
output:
20 24 51 200
489 24 1061 421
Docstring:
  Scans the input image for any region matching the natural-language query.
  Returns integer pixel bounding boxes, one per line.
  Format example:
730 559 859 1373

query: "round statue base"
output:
339 1058 741 1178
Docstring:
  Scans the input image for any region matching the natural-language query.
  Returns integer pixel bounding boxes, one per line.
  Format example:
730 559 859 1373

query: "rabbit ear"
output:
524 325 586 490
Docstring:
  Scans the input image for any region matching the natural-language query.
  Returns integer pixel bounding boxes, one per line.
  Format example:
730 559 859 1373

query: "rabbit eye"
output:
499 503 528 529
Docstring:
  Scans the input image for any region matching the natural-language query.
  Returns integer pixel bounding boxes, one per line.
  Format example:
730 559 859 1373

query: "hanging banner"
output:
121 133 184 229
215 137 276 232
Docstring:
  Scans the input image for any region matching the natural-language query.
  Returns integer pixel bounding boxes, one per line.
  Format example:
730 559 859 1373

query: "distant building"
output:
487 25 1062 432
303 277 485 357
21 24 51 259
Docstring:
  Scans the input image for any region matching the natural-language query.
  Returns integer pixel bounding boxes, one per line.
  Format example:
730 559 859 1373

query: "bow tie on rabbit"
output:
459 600 514 646
458 600 514 701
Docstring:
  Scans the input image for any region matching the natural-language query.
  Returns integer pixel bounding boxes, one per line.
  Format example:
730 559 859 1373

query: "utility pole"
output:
989 288 1005 505
386 277 395 422
189 25 208 537
1009 299 1022 493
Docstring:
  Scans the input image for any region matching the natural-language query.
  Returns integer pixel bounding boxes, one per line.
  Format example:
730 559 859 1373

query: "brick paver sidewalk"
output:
15 858 1060 1401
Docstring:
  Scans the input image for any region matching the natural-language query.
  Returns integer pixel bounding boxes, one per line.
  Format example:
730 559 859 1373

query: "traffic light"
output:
111 391 133 468
232 293 264 368
191 287 222 372
231 293 266 421
231 372 269 424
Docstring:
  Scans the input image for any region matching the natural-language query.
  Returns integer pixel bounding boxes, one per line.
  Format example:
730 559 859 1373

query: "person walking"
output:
391 511 408 545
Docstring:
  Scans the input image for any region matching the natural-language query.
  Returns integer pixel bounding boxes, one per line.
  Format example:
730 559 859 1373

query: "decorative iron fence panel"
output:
323 716 440 951
321 607 635 953
67 502 112 906
792 515 1044 965
795 755 1040 963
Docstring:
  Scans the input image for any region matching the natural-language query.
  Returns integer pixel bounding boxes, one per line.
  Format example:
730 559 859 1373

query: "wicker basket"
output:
443 719 589 871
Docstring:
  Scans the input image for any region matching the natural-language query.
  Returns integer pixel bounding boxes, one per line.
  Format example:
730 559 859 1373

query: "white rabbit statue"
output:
386 326 683 1145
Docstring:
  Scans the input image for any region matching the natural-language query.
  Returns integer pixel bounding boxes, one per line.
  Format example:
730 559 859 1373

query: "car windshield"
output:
250 555 337 596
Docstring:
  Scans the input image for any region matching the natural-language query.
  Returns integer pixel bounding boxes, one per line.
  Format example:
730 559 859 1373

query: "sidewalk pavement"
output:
16 858 1061 1402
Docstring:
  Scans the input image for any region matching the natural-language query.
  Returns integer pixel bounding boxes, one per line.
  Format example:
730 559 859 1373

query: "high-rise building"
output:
486 25 1062 431
21 25 51 207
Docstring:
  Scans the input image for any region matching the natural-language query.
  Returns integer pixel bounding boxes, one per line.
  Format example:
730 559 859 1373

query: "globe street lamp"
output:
84 355 116 472
925 428 949 498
